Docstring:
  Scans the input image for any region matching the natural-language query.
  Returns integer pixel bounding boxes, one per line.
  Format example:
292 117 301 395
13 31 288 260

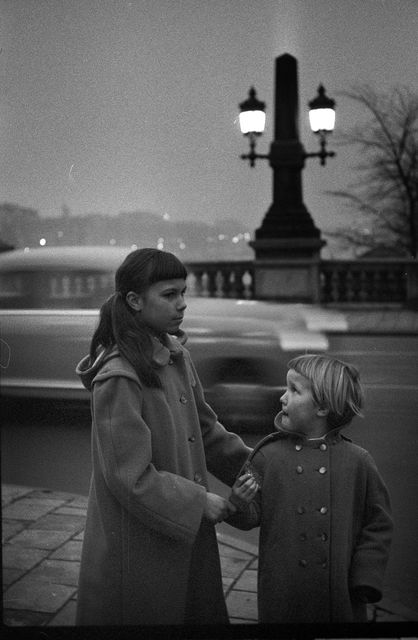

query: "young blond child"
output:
227 354 393 624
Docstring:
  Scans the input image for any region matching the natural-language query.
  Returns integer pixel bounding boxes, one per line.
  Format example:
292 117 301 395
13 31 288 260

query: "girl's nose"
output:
280 390 287 404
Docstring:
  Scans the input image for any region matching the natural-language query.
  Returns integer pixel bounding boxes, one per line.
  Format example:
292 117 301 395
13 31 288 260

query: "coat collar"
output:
150 330 187 367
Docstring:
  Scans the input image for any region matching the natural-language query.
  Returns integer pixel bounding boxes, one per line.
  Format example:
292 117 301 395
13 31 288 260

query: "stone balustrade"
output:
185 258 418 307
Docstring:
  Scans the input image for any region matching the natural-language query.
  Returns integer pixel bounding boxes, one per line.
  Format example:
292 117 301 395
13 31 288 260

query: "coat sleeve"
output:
224 449 265 530
186 354 251 486
91 373 207 545
349 451 393 601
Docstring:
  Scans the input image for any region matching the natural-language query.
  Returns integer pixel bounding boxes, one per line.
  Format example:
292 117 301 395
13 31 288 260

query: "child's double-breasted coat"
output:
228 417 393 624
75 332 250 626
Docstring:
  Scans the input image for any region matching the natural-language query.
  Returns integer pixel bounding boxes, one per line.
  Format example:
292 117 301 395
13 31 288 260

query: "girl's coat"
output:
75 332 250 625
228 416 393 624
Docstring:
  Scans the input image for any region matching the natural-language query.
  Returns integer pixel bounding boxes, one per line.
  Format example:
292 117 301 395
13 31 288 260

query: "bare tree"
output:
325 85 418 258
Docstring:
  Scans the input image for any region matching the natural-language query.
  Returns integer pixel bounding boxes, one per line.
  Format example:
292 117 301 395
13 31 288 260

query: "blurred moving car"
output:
0 246 346 432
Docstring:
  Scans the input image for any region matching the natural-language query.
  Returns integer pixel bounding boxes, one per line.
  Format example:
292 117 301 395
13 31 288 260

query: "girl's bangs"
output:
148 251 187 284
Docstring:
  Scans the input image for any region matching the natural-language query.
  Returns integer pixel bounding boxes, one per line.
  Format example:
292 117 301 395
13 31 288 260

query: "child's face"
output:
280 369 327 437
138 278 187 335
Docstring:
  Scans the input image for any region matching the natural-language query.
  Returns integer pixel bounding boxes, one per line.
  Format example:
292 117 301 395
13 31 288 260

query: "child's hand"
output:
229 473 259 510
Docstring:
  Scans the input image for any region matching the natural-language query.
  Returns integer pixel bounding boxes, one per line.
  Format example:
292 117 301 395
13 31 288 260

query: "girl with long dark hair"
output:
75 248 250 626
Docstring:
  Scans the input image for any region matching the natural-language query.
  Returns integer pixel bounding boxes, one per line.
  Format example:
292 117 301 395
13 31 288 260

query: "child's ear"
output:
126 291 143 311
316 406 329 418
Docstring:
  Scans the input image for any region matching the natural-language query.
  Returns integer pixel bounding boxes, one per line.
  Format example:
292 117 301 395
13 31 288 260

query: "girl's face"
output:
280 369 327 437
136 278 187 336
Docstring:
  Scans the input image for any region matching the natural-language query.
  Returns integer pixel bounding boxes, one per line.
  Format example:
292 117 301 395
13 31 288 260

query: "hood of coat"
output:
76 330 188 391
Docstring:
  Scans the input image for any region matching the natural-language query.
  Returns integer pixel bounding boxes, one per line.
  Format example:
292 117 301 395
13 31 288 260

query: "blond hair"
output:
287 354 364 429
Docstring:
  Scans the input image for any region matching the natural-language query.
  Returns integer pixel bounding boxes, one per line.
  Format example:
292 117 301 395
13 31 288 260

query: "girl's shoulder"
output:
93 351 141 386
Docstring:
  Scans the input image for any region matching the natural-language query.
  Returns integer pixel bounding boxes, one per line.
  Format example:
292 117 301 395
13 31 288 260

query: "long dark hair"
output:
90 248 187 387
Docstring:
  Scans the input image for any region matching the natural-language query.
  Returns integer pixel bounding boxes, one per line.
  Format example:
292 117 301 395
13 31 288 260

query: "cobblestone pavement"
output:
2 484 418 632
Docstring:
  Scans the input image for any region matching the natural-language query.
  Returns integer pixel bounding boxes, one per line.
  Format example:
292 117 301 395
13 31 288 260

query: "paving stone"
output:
3 567 27 587
55 506 87 517
9 528 73 550
67 496 88 508
1 485 33 507
222 577 234 593
28 513 86 533
48 599 77 626
2 498 64 521
3 578 76 612
234 568 257 592
218 544 252 560
30 489 73 501
29 559 80 587
3 543 49 570
3 608 51 626
227 590 258 621
2 520 25 542
50 540 83 561
73 531 84 541
220 555 251 579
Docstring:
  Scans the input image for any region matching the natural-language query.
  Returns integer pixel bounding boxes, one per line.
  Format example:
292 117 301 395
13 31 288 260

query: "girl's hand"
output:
204 492 231 524
229 473 259 510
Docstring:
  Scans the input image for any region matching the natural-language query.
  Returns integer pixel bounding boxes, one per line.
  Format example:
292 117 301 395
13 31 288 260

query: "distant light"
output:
24 247 30 252
244 232 251 241
131 244 138 250
163 212 170 221
232 236 239 244
109 238 116 245
218 234 226 241
157 237 164 250
179 242 186 250
39 238 46 246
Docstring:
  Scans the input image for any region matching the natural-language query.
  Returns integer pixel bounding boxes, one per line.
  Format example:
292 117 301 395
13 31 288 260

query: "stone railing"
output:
185 261 254 299
185 258 417 306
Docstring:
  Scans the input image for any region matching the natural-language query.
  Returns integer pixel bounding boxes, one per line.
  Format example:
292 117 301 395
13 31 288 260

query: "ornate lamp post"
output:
238 53 336 302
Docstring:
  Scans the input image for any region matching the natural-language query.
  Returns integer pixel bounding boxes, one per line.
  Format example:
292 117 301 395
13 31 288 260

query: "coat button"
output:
297 506 305 515
320 532 328 541
168 359 174 365
320 443 327 451
299 559 308 568
295 444 302 451
319 506 328 515
318 466 327 474
299 532 307 541
296 465 303 474
194 472 202 483
188 435 196 443
180 394 187 404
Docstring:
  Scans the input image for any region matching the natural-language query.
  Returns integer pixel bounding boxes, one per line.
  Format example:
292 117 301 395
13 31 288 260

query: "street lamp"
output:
239 81 336 167
237 54 337 302
239 87 267 167
307 84 336 166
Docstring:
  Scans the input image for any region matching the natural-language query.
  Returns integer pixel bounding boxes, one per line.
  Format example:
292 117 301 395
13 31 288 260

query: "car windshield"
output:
0 269 115 309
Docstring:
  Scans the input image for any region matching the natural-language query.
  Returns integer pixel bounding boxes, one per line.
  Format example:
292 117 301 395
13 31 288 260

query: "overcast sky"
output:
1 0 418 254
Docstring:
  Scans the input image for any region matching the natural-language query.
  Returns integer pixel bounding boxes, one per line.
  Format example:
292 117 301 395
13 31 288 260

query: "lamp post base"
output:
249 238 324 303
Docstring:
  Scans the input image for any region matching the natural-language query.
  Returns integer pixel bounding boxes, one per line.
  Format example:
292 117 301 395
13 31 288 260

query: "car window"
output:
0 270 115 309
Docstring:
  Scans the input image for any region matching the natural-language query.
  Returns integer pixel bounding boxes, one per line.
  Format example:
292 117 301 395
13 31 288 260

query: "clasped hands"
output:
204 473 259 524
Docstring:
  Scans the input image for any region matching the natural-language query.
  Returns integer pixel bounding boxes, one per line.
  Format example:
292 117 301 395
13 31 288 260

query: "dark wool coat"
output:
75 332 250 626
227 417 393 624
